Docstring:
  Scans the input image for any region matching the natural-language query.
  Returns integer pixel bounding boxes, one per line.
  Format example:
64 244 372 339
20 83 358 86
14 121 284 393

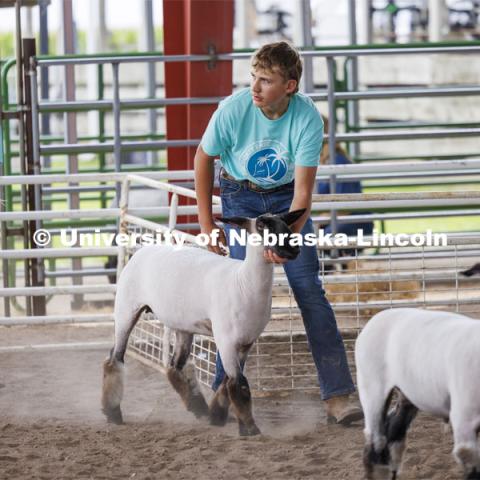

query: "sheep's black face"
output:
256 211 304 261
219 209 306 261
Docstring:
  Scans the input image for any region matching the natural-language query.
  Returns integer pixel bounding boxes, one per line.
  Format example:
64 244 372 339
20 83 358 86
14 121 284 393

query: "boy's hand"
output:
263 248 289 264
201 222 228 256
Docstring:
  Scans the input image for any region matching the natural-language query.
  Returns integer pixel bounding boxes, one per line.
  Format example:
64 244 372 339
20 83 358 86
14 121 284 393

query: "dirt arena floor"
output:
0 324 463 480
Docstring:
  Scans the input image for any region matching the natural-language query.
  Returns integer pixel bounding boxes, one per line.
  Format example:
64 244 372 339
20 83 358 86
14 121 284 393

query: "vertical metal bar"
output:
142 0 157 166
0 121 10 316
29 59 44 236
347 0 360 160
98 63 107 208
39 0 50 169
24 5 33 36
117 177 130 277
357 0 373 44
168 193 178 230
112 62 121 202
24 38 46 316
235 0 249 48
16 0 32 316
326 56 338 238
302 0 314 94
61 0 82 309
428 0 444 42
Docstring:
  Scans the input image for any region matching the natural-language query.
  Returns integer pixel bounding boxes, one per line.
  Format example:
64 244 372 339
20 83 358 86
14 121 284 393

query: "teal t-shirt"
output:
201 88 323 188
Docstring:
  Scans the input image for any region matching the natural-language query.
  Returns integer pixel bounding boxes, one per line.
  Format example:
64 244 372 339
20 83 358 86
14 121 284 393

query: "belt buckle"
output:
221 170 236 182
248 181 264 192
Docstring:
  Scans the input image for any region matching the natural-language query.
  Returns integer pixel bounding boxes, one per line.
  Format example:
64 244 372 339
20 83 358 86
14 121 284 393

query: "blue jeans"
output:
212 175 355 400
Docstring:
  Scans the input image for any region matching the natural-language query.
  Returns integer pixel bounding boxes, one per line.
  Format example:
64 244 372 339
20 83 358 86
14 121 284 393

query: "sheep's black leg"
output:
102 306 149 425
227 373 261 436
209 377 230 426
363 389 394 480
166 331 209 419
384 392 418 479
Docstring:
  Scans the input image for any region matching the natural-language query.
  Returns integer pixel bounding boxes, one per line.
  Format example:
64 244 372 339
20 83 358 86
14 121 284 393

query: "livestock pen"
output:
2 24 480 480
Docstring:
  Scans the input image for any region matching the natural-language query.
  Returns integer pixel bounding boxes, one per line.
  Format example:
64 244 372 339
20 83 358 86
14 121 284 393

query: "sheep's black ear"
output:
460 263 480 277
278 209 306 227
217 216 250 230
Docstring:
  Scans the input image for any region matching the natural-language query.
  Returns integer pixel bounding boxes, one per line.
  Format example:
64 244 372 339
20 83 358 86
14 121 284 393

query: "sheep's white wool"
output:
114 240 274 377
356 307 480 476
356 308 480 418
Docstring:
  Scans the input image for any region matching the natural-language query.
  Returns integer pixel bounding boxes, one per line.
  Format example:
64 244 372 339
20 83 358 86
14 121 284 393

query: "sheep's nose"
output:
283 246 300 260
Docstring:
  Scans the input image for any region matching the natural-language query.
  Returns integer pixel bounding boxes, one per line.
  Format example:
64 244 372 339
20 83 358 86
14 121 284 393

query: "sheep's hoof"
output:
103 406 124 425
466 467 480 479
188 394 210 419
209 405 229 426
238 421 261 437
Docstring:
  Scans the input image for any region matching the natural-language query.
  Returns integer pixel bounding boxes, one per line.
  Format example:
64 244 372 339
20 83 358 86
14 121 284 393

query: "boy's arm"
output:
289 165 317 233
264 165 317 264
194 145 227 255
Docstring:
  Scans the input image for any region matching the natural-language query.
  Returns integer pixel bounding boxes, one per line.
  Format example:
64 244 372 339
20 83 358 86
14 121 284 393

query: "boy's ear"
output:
279 209 306 227
217 216 250 230
286 78 297 94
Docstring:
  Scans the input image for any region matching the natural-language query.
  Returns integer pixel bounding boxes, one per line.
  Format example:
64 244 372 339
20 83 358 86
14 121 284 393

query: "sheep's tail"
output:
101 350 125 424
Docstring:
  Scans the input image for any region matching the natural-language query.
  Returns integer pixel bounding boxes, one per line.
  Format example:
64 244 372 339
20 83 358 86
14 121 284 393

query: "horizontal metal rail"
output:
45 268 115 278
39 96 225 112
36 129 480 155
122 213 199 244
163 208 480 229
126 173 221 204
0 284 115 297
40 139 199 155
0 205 222 221
36 53 213 66
37 85 480 114
320 248 480 260
312 191 480 209
1 195 477 228
219 45 480 60
269 297 480 315
0 170 196 185
314 191 480 201
0 247 117 259
313 210 480 224
312 85 480 101
2 159 480 186
0 340 112 350
335 128 480 142
34 45 480 68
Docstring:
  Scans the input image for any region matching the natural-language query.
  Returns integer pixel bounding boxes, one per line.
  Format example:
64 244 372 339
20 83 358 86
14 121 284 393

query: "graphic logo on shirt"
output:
242 140 291 186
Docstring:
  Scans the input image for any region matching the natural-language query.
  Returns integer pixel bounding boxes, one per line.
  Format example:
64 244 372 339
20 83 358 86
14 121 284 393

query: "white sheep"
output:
102 209 305 436
355 307 480 479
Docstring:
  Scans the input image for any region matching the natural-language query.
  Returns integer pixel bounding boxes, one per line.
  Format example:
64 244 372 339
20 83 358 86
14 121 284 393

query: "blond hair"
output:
252 41 302 94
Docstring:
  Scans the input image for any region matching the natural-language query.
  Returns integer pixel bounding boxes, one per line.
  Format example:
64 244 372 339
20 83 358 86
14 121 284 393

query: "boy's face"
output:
250 66 297 110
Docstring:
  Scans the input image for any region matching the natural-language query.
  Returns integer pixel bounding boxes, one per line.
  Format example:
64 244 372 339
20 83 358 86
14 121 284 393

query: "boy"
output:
194 41 361 425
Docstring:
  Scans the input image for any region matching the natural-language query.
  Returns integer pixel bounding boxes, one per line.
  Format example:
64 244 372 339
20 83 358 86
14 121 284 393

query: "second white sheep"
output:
356 307 480 480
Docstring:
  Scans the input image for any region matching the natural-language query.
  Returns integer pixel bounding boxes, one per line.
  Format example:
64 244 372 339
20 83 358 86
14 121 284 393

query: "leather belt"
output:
220 169 294 193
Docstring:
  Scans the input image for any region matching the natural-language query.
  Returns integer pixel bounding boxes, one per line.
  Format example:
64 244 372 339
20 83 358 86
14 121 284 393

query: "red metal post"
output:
163 0 234 226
